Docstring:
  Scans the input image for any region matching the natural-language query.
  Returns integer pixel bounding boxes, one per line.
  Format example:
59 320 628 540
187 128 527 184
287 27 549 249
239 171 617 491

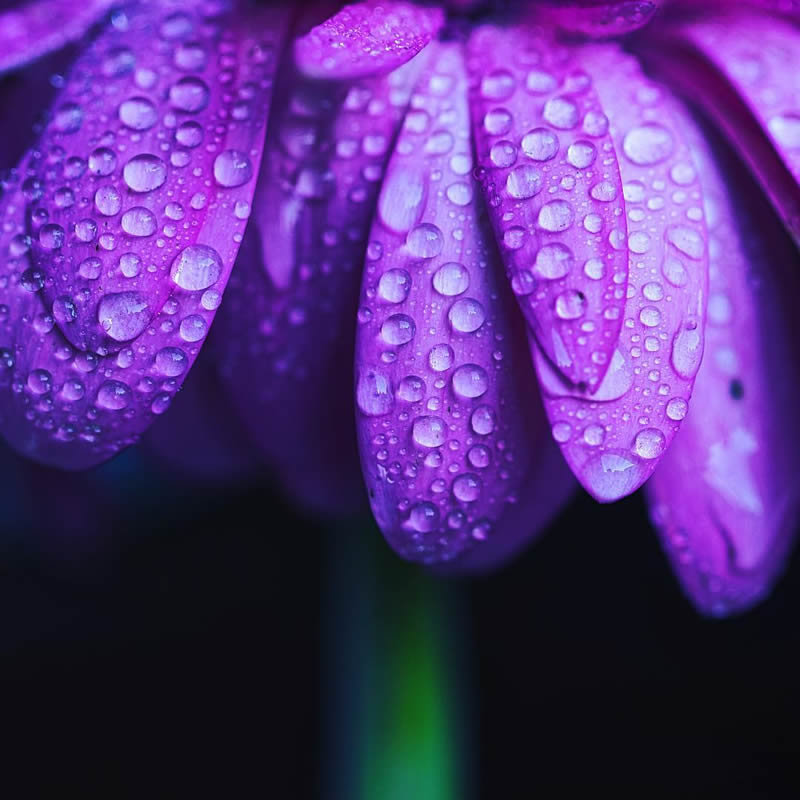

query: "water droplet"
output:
408 502 440 533
639 306 661 327
170 244 223 290
121 207 157 237
534 242 574 279
622 123 674 165
483 108 512 136
471 405 495 435
481 69 515 101
378 269 411 303
446 182 473 207
552 421 572 443
452 364 488 398
667 226 704 260
97 291 150 341
155 346 188 376
768 112 800 149
213 150 253 188
428 343 454 372
381 314 415 345
179 314 207 342
490 140 517 168
567 140 596 168
666 397 688 421
38 223 64 250
123 154 167 192
413 415 446 447
542 97 578 130
538 200 574 232
176 120 203 148
96 380 131 410
174 41 207 72
398 375 425 402
406 223 443 259
671 324 703 379
526 69 557 93
583 424 605 446
521 128 559 161
78 257 102 280
95 185 122 216
584 451 644 501
357 369 393 416
555 290 586 320
169 77 210 112
633 427 665 459
53 103 83 133
468 445 491 469
433 262 469 296
119 96 158 130
506 165 543 199
448 298 486 334
453 473 481 502
89 147 117 176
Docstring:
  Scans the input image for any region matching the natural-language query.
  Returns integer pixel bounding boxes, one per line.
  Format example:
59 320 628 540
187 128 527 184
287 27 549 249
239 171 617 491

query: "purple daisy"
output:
1 0 798 616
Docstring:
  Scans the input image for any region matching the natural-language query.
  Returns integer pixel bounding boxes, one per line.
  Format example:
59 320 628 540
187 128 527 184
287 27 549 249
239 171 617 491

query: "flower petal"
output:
536 1 666 37
534 46 709 502
0 0 287 469
294 0 444 81
24 1 286 357
355 42 554 565
647 119 800 617
216 52 428 515
653 12 800 244
0 0 114 76
467 24 629 393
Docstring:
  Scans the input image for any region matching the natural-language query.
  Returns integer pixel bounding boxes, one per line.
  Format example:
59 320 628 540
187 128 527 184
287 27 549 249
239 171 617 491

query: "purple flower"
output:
1 0 798 616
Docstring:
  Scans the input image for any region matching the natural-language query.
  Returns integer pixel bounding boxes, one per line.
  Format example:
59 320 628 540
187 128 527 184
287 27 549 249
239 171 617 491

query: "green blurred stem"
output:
322 522 471 800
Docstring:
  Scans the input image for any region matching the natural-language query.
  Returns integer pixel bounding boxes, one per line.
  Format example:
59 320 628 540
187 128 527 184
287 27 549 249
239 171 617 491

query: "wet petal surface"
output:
647 120 800 617
355 43 550 565
0 0 113 76
216 52 427 515
294 0 444 81
0 0 286 468
468 25 628 393
534 47 709 502
537 0 666 37
657 12 800 243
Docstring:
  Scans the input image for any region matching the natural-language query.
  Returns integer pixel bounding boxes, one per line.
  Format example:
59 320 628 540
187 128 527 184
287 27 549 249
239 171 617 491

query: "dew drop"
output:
213 150 253 188
170 244 223 290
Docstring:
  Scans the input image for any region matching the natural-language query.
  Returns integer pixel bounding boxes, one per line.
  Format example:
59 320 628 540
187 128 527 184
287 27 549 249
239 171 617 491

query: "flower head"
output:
1 0 798 615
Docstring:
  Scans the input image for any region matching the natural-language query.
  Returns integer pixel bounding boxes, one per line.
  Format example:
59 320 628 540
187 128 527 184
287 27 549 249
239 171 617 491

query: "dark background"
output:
1 449 798 796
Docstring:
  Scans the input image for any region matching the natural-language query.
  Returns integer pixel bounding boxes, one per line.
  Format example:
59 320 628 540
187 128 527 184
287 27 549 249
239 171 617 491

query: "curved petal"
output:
216 52 427 516
536 1 667 37
649 12 800 244
534 46 709 502
294 0 444 81
355 42 555 565
647 119 800 617
0 0 287 469
467 24 629 393
0 0 113 76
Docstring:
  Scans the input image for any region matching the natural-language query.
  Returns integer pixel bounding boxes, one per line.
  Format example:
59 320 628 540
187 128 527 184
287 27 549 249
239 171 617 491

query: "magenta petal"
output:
0 0 113 76
294 0 444 81
537 1 666 37
24 1 286 357
355 43 553 565
216 55 427 516
535 46 709 502
467 25 629 393
647 121 800 617
0 1 286 469
656 13 800 243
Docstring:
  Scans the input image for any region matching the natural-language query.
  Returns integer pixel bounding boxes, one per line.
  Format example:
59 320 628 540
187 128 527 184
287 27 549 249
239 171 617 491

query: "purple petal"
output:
536 1 666 37
355 42 557 565
647 119 800 617
0 0 287 469
216 53 428 516
534 46 709 502
467 24 629 393
294 0 444 81
652 12 800 243
0 0 113 76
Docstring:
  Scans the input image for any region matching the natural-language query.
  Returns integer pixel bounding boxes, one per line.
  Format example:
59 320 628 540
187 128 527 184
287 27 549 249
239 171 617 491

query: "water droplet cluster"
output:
355 44 533 564
467 25 629 393
0 1 284 466
534 49 709 502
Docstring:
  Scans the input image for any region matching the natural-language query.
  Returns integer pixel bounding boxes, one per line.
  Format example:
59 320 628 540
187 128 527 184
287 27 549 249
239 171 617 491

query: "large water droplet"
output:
534 243 573 279
452 364 489 398
97 291 150 341
121 207 157 237
381 314 415 345
448 298 486 333
506 165 543 199
413 416 446 447
119 96 158 130
123 154 167 192
213 150 253 188
357 369 393 416
433 262 469 297
378 269 411 303
622 123 674 165
170 244 223 290
406 223 443 259
169 77 210 112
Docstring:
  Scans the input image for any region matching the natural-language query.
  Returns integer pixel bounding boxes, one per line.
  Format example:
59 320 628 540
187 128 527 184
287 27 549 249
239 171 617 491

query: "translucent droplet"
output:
406 223 443 259
633 427 665 459
534 243 573 279
542 97 578 130
97 291 150 341
357 369 393 416
555 290 586 320
378 269 411 303
170 244 223 290
121 207 157 237
428 343 454 372
521 128 559 162
169 77 210 112
471 405 495 435
381 314 415 345
413 415 446 447
622 123 674 165
452 364 488 398
506 165 543 199
213 150 253 188
538 200 574 232
453 473 481 502
448 298 486 333
95 185 122 216
123 154 167 192
119 96 158 130
433 262 469 297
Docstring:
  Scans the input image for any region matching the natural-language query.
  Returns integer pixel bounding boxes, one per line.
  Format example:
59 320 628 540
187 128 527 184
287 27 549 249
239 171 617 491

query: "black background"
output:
1 453 798 796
